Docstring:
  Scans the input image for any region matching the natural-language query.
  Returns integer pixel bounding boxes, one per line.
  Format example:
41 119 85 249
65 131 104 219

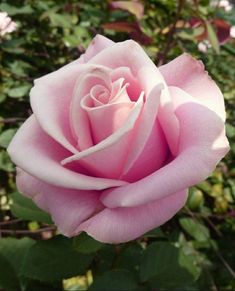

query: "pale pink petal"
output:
88 39 156 75
7 115 127 190
16 170 103 236
81 94 135 144
159 53 226 121
137 66 180 156
77 190 187 243
30 64 87 153
62 95 144 179
101 87 229 208
121 83 168 181
70 66 112 150
111 67 142 101
81 34 115 62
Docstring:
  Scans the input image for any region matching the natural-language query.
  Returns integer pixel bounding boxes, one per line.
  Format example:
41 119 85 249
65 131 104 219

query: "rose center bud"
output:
80 77 135 145
90 85 110 105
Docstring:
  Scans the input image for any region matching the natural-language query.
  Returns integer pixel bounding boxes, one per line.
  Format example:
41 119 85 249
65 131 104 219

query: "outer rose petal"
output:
77 190 188 243
7 115 127 190
16 169 103 236
159 53 226 121
88 39 157 75
69 34 115 66
30 35 114 153
80 34 115 63
30 64 85 153
101 87 229 208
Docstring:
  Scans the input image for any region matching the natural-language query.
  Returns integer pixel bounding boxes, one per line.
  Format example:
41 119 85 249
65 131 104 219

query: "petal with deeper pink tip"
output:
159 53 226 121
101 87 229 208
16 170 103 236
77 190 187 243
7 115 127 190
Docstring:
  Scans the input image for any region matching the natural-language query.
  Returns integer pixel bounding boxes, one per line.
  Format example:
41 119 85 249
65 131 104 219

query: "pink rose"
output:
8 35 229 243
0 11 17 37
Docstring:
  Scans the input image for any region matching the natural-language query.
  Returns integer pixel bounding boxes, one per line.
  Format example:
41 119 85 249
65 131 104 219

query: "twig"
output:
0 218 22 226
0 226 56 234
0 117 25 124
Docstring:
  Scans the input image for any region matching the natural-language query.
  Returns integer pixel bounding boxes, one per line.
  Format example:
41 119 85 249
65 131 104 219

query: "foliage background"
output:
0 0 235 290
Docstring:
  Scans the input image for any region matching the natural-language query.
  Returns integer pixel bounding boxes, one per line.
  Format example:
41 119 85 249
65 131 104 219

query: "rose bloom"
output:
0 11 17 37
8 35 229 243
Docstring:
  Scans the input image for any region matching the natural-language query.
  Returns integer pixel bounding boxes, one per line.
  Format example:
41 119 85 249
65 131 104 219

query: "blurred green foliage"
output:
0 0 235 290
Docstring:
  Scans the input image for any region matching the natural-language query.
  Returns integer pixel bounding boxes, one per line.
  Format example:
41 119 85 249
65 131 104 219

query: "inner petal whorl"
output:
90 85 110 106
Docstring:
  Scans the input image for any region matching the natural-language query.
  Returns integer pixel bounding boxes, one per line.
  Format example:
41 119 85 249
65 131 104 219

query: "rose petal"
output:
16 169 103 236
70 66 112 150
138 66 180 156
159 53 226 121
7 115 127 190
30 35 115 153
111 67 141 101
81 94 135 144
121 83 168 181
30 64 86 153
79 34 115 64
62 95 144 179
88 39 156 75
67 34 115 66
101 87 229 208
77 190 187 243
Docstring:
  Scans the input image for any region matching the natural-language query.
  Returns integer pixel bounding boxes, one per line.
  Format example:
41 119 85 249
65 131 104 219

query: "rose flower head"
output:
8 35 229 243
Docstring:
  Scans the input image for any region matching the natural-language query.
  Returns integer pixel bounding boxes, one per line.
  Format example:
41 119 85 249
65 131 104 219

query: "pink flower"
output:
0 11 17 37
8 35 229 243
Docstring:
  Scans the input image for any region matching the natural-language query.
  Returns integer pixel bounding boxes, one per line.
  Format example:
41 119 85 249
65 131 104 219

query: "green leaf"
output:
116 243 144 271
0 237 35 291
0 3 33 15
0 253 19 290
179 217 210 242
21 235 94 282
0 128 17 148
8 84 31 98
49 13 73 28
0 150 14 172
144 227 165 238
206 22 220 54
10 192 53 224
140 242 193 288
73 232 103 254
89 270 138 291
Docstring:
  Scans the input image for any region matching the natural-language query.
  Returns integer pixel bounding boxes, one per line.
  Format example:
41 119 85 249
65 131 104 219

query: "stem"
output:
0 117 25 124
0 226 56 235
